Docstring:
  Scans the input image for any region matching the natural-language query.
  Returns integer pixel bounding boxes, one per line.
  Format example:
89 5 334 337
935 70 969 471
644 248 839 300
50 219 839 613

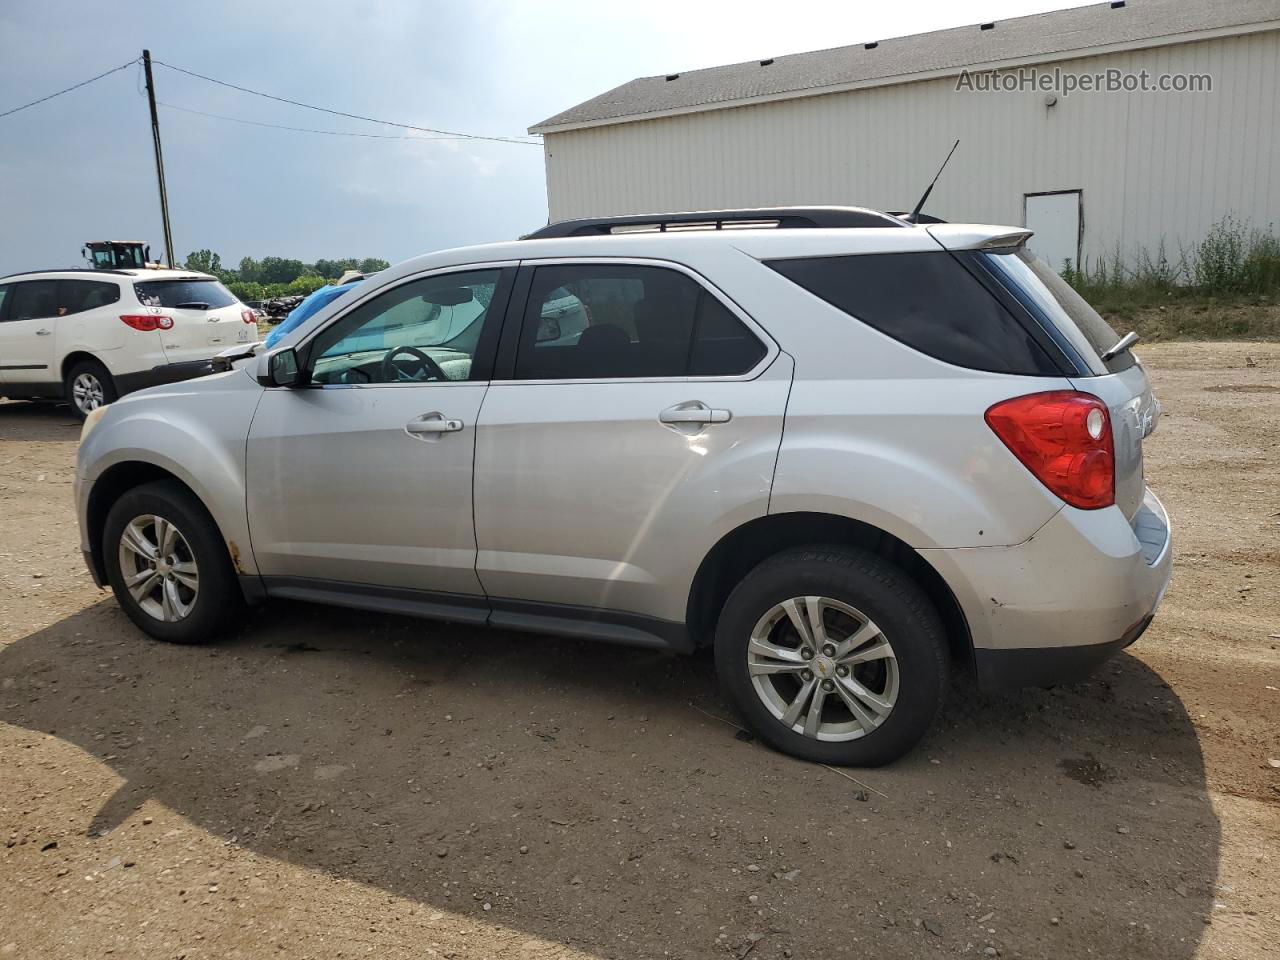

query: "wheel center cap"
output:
155 560 171 576
812 655 836 679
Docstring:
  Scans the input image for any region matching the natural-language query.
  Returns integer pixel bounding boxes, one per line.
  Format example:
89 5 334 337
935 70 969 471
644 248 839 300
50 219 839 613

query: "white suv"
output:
0 268 256 418
74 208 1172 765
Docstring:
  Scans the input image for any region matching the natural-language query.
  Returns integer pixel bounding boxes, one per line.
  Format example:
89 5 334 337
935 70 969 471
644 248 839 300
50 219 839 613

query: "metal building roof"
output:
531 0 1280 133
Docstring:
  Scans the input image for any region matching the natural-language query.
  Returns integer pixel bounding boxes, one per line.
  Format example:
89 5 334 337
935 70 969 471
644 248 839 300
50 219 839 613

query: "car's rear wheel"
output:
65 359 117 420
714 546 948 766
103 480 242 644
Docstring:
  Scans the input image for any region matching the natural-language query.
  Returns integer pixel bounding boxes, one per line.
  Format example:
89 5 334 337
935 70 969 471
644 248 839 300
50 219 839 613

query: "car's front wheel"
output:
715 546 949 766
64 359 117 420
103 480 242 644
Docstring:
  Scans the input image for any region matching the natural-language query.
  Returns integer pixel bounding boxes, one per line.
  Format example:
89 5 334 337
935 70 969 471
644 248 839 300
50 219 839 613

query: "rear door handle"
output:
659 401 732 425
405 413 464 436
36 328 52 336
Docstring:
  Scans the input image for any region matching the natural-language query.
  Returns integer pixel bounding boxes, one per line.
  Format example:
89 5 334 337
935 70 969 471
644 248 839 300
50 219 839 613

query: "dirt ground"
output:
1 342 1276 960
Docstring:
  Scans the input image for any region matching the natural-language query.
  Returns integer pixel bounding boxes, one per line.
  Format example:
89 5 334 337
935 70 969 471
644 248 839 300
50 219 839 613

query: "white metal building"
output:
530 0 1280 272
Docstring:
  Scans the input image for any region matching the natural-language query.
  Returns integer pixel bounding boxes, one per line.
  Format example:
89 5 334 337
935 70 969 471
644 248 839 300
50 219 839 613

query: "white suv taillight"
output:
241 309 257 325
985 390 1114 510
120 314 173 332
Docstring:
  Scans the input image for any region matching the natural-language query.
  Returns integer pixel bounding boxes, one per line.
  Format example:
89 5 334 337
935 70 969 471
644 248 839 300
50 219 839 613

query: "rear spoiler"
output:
925 224 1034 252
978 230 1034 250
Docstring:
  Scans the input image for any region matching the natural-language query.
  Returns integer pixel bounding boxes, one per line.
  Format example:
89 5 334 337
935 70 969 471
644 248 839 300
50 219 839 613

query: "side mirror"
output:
536 316 562 342
256 347 302 387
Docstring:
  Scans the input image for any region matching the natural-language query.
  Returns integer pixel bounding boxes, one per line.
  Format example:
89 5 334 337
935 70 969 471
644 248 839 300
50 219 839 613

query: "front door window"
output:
309 270 500 385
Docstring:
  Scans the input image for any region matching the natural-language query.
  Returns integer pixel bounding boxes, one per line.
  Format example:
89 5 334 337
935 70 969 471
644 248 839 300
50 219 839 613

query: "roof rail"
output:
0 267 136 281
522 206 905 239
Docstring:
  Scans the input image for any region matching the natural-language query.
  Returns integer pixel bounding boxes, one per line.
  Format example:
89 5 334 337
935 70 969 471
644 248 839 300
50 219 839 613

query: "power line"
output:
0 58 138 120
157 100 474 141
151 58 540 145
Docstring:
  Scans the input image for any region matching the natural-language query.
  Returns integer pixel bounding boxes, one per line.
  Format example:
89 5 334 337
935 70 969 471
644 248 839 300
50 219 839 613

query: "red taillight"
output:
985 390 1114 509
119 314 173 332
241 308 257 325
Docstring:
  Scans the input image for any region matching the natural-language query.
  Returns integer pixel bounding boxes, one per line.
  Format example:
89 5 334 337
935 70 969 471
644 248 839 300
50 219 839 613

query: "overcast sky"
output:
0 0 1094 273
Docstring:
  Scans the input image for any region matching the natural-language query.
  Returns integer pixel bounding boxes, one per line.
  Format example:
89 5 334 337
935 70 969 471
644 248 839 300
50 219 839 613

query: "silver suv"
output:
74 208 1171 766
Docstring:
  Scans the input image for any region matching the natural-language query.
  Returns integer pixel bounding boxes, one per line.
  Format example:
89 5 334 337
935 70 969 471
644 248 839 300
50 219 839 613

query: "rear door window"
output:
766 252 1060 376
58 279 120 315
514 264 765 380
7 280 59 321
134 278 238 309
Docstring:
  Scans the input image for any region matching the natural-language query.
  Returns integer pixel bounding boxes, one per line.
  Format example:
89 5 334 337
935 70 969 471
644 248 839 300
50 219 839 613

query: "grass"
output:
1062 216 1280 340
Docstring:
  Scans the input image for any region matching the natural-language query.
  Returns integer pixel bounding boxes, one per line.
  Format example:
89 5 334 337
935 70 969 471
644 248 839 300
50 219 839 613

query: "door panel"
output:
244 265 512 597
246 383 488 593
473 356 792 622
0 281 59 387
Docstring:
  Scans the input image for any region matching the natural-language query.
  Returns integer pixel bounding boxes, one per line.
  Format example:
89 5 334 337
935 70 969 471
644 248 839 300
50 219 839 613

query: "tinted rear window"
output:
134 278 238 309
515 264 765 380
59 279 120 315
766 252 1059 375
982 250 1135 374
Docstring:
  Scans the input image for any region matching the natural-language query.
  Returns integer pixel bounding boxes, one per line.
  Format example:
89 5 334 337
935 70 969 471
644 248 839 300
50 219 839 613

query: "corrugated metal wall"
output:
541 31 1280 270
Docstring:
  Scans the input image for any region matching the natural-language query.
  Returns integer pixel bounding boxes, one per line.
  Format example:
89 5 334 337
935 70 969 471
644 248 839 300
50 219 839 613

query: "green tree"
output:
257 257 308 285
359 257 391 274
313 257 359 279
227 280 265 302
184 249 223 275
238 256 260 283
285 275 330 296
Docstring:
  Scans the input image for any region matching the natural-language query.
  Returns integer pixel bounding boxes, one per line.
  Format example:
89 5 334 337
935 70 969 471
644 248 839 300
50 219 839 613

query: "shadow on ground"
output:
0 597 1219 959
0 399 81 440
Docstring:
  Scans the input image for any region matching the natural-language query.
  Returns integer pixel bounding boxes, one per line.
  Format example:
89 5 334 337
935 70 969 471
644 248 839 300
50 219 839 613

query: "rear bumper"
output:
116 360 215 395
972 613 1153 690
923 488 1172 691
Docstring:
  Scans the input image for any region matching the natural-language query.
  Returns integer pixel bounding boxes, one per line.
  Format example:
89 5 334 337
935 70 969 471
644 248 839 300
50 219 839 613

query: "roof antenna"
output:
905 139 959 223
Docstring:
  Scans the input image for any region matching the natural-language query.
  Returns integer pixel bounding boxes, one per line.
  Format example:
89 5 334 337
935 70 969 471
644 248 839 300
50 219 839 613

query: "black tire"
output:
64 358 117 420
714 546 948 766
102 480 243 644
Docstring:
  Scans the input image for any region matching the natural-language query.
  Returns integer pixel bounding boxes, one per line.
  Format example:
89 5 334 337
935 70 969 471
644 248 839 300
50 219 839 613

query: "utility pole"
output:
142 50 175 267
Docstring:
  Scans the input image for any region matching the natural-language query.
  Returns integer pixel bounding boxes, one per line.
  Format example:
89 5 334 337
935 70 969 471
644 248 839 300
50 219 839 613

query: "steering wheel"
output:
380 345 447 383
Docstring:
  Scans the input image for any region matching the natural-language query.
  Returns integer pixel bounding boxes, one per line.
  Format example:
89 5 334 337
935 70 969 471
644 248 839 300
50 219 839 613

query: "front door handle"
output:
36 328 52 336
405 413 464 437
659 401 732 426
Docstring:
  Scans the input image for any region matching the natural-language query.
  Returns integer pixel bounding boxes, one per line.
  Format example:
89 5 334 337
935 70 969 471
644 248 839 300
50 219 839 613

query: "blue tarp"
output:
264 280 362 348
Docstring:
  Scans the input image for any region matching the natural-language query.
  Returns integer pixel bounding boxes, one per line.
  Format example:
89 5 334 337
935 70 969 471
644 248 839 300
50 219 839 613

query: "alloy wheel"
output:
747 596 899 741
117 514 200 622
72 373 105 414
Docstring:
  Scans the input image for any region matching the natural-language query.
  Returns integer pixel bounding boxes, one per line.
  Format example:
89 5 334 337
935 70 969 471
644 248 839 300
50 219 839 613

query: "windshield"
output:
134 278 239 309
983 250 1134 374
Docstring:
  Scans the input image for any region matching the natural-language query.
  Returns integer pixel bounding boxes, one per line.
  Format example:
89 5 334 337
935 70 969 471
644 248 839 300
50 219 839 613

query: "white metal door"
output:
1024 191 1082 274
